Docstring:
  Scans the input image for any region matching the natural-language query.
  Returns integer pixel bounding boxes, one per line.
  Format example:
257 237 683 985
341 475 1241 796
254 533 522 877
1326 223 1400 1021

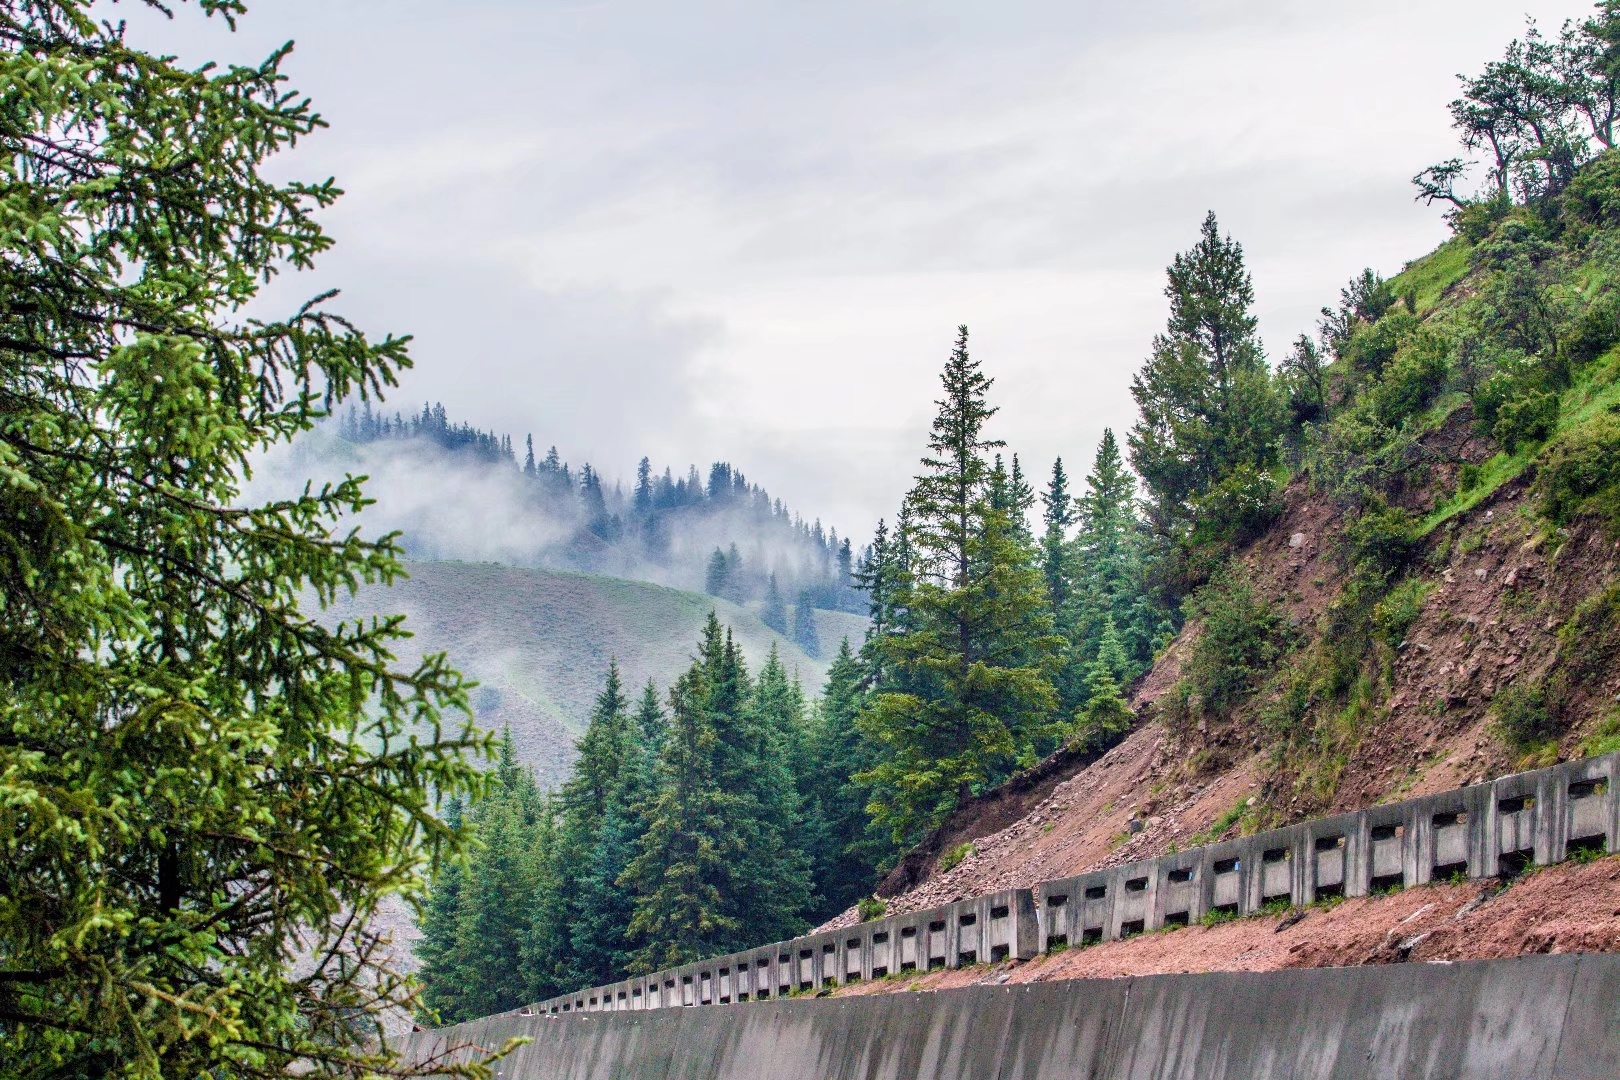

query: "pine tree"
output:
634 456 654 513
1073 429 1161 674
1040 456 1075 617
634 677 668 753
762 572 788 634
1070 619 1135 751
1128 212 1283 548
858 327 1062 844
801 639 890 920
705 547 730 597
792 589 822 658
622 622 742 972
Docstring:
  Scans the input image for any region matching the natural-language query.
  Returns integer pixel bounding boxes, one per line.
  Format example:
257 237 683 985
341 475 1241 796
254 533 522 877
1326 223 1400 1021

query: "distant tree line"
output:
419 620 875 1020
333 402 865 640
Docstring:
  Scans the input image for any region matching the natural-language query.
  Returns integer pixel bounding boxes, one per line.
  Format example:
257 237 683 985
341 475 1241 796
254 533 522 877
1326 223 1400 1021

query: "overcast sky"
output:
125 0 1582 537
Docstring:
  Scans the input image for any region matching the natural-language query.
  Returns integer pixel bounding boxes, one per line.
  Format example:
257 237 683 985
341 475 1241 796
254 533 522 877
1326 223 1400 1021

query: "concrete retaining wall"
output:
532 751 1618 1016
400 953 1620 1079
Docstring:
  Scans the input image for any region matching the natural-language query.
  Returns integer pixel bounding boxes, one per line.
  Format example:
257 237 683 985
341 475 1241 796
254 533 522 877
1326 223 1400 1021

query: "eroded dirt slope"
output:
820 438 1620 934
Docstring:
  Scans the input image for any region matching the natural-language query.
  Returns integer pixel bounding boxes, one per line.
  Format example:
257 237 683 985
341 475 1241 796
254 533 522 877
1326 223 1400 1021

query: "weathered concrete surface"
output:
401 952 1620 1079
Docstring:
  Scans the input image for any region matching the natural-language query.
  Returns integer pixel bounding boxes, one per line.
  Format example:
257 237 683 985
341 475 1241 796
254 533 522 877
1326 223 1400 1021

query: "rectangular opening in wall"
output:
1164 911 1190 927
928 920 946 933
1314 883 1344 902
561 1004 570 1013
928 956 945 970
618 992 627 1001
901 960 917 972
1120 919 1146 937
822 943 836 954
1371 873 1405 892
1499 849 1534 877
1314 835 1344 852
1262 847 1288 864
990 905 1009 919
1213 858 1239 875
959 913 977 926
1081 926 1103 944
737 992 748 1002
1432 810 1467 829
1047 893 1068 907
957 950 977 964
757 988 770 999
990 944 1010 961
1213 903 1239 917
1125 876 1148 893
823 976 835 988
1168 868 1193 883
872 932 889 944
1371 824 1402 842
799 981 812 991
1498 796 1533 814
1570 779 1608 799
588 998 597 1007
682 977 692 985
1084 885 1107 900
718 967 729 976
632 988 642 998
872 965 889 978
720 996 731 1004
665 980 675 990
1568 835 1607 857
1433 861 1468 880
1046 933 1068 950
846 938 861 950
900 926 917 939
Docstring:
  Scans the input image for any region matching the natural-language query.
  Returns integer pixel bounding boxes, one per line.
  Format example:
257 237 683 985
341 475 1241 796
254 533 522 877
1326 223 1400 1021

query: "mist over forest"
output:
252 401 868 627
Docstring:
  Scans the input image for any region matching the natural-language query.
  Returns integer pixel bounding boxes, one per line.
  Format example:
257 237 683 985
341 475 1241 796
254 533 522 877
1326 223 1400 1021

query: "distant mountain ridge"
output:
314 402 866 620
327 560 867 787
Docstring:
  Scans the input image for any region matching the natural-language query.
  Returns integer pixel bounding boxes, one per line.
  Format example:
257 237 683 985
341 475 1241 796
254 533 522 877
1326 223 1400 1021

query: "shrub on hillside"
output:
1493 389 1561 453
1371 329 1451 427
1565 149 1620 230
1538 411 1620 527
1492 681 1557 749
1179 570 1295 716
1343 308 1420 380
1564 291 1620 367
1190 464 1283 547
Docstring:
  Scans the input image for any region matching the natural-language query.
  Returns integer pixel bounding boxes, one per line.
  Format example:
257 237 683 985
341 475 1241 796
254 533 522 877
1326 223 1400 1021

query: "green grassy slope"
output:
328 561 864 787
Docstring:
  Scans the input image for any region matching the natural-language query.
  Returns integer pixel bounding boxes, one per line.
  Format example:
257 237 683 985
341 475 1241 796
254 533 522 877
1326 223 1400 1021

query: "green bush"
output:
939 842 976 873
1565 291 1620 367
1340 500 1419 578
1538 412 1620 525
1493 389 1561 452
1343 308 1420 379
1457 463 1483 492
1372 577 1433 647
1181 570 1295 714
1191 464 1283 547
857 896 889 922
1492 681 1557 749
1564 148 1620 228
1372 330 1451 426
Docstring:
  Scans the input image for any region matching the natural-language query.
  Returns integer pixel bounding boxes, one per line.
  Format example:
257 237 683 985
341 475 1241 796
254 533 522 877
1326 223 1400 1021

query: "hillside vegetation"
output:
831 3 1620 926
328 561 861 786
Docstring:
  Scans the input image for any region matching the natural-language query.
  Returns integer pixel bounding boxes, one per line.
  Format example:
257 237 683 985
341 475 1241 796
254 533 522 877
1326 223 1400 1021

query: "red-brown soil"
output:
828 854 1620 995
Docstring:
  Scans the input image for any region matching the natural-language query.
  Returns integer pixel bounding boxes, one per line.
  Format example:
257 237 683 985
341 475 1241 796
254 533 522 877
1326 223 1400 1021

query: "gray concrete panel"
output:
403 954 1620 1079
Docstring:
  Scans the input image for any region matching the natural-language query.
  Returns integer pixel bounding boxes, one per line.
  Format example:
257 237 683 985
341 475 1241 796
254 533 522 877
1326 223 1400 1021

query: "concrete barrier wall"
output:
400 953 1620 1079
528 750 1617 1017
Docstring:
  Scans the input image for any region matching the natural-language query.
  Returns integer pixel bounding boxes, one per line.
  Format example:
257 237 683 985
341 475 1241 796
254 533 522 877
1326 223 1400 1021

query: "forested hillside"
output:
417 2 1620 1022
327 561 861 786
270 404 864 638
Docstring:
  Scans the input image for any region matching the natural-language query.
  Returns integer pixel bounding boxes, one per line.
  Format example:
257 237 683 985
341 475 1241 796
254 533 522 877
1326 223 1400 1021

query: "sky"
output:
120 0 1583 537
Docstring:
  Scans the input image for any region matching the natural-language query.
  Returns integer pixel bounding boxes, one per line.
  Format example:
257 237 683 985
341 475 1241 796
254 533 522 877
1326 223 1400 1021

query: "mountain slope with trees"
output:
327 561 863 786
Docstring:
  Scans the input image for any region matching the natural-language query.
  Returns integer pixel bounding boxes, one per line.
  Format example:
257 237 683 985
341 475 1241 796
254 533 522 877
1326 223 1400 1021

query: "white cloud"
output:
115 0 1587 533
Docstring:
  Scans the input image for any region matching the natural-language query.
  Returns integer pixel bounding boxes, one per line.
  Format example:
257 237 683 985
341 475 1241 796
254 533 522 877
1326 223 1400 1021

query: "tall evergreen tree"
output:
1128 212 1283 551
858 327 1062 844
1040 457 1076 619
622 620 741 972
762 572 789 634
792 589 822 658
801 639 890 920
